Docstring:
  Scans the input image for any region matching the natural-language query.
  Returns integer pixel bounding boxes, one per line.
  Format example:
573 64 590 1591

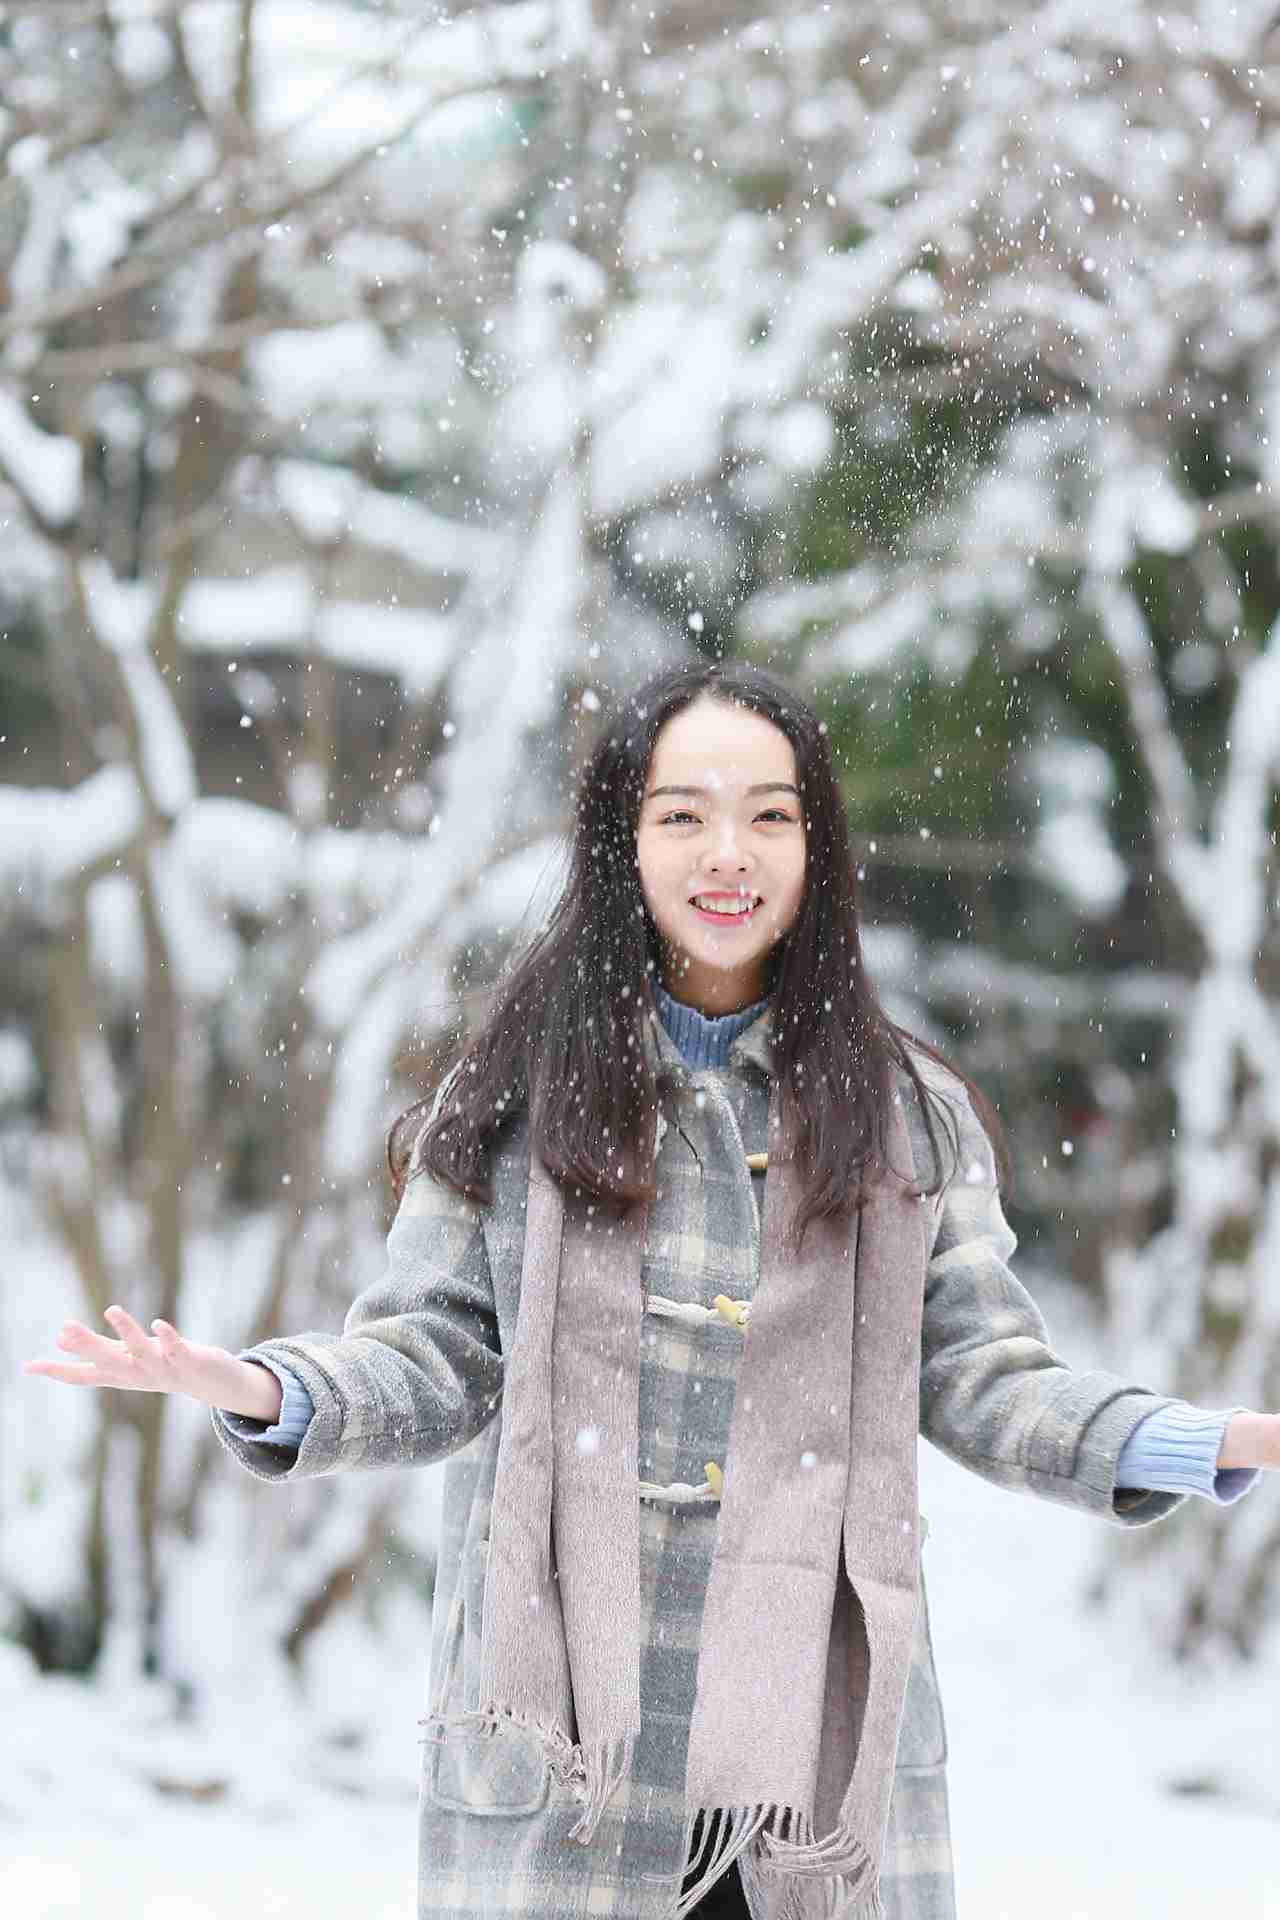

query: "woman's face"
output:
635 696 807 1016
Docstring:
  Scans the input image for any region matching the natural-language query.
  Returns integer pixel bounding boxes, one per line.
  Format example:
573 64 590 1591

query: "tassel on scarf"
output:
673 1804 885 1920
759 1806 877 1881
771 1874 885 1920
669 1802 779 1917
732 1807 886 1920
565 1731 637 1845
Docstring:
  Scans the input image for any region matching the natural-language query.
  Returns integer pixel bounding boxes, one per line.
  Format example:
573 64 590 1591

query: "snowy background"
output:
3 1 1279 1913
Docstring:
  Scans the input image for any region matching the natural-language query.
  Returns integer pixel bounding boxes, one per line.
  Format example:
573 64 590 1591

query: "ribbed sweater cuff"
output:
216 1354 315 1450
1115 1401 1261 1505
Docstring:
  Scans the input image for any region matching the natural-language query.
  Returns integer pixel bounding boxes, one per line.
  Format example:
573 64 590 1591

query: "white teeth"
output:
692 895 758 915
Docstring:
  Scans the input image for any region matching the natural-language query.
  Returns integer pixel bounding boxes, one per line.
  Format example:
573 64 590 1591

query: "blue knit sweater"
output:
222 984 1261 1507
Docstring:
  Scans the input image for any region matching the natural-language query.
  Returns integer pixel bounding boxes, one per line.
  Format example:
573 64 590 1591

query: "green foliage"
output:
0 611 55 758
762 321 1270 1272
787 328 1027 572
825 646 1030 841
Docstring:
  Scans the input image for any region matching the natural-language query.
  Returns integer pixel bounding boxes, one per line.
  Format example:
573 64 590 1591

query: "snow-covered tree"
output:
5 0 1278 1721
0 0 630 1700
720 2 1280 1656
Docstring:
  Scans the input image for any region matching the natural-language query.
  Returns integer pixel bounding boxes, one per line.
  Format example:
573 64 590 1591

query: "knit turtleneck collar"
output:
651 979 770 1070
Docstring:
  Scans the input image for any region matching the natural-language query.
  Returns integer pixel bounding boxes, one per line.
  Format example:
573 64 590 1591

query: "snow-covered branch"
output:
1081 574 1208 920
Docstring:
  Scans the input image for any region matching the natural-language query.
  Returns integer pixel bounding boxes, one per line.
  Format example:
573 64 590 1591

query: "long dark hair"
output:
389 660 1010 1251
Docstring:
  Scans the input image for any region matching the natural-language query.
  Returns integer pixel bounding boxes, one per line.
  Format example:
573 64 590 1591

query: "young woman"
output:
25 661 1274 1920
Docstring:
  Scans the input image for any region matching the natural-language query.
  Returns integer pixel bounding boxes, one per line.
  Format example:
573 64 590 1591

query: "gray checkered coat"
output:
212 1009 1187 1920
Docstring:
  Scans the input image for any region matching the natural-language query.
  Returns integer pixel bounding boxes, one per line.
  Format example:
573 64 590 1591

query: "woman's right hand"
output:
22 1305 284 1421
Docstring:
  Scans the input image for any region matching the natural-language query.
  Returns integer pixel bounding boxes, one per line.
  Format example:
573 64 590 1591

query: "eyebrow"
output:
646 783 800 800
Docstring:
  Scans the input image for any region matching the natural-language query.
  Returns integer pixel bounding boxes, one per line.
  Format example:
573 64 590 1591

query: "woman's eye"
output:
658 810 792 825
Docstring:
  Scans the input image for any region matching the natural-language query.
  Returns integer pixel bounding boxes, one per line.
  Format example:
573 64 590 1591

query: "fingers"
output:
53 1319 113 1359
103 1303 153 1361
150 1319 181 1357
25 1312 121 1381
22 1359 111 1385
23 1306 180 1390
24 1306 156 1383
52 1314 127 1365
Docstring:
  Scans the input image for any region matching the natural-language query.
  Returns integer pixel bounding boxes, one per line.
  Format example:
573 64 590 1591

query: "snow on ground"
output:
919 1272 1280 1918
0 1600 424 1920
2 1794 413 1920
3 1271 1276 1920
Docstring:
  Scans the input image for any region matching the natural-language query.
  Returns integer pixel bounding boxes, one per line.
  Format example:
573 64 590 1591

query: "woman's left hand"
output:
1218 1411 1280 1470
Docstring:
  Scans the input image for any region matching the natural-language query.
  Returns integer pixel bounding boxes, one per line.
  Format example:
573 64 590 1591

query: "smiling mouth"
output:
689 894 763 922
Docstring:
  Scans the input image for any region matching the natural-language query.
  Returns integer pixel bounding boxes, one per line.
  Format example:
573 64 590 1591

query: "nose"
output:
700 823 752 876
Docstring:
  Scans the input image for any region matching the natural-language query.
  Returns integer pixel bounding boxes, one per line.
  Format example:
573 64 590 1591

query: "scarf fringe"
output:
673 1807 882 1920
671 1802 778 1916
565 1731 636 1845
771 1870 885 1920
418 1714 886 1920
760 1808 876 1881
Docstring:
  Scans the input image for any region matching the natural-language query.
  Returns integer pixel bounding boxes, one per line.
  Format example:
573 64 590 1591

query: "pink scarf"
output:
437 1064 927 1919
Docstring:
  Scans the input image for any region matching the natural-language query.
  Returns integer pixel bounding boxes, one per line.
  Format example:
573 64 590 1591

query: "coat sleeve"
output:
209 1157 503 1485
911 1066 1188 1530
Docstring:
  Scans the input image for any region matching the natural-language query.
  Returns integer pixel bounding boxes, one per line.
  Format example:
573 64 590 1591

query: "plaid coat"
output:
212 1007 1188 1920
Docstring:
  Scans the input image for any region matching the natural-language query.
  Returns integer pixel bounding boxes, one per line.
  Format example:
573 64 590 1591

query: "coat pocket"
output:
895 1518 948 1770
424 1537 551 1818
426 1720 551 1818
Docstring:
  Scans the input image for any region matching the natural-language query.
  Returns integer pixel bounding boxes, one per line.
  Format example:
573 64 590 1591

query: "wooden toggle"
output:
703 1461 725 1499
712 1294 750 1330
745 1151 768 1172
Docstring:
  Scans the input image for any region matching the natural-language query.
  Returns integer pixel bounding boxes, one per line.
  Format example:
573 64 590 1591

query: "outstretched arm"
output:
209 1165 503 1483
911 1071 1268 1527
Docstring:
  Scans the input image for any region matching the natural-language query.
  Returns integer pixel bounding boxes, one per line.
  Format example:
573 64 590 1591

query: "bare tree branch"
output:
33 316 340 389
1083 573 1208 923
0 69 542 348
